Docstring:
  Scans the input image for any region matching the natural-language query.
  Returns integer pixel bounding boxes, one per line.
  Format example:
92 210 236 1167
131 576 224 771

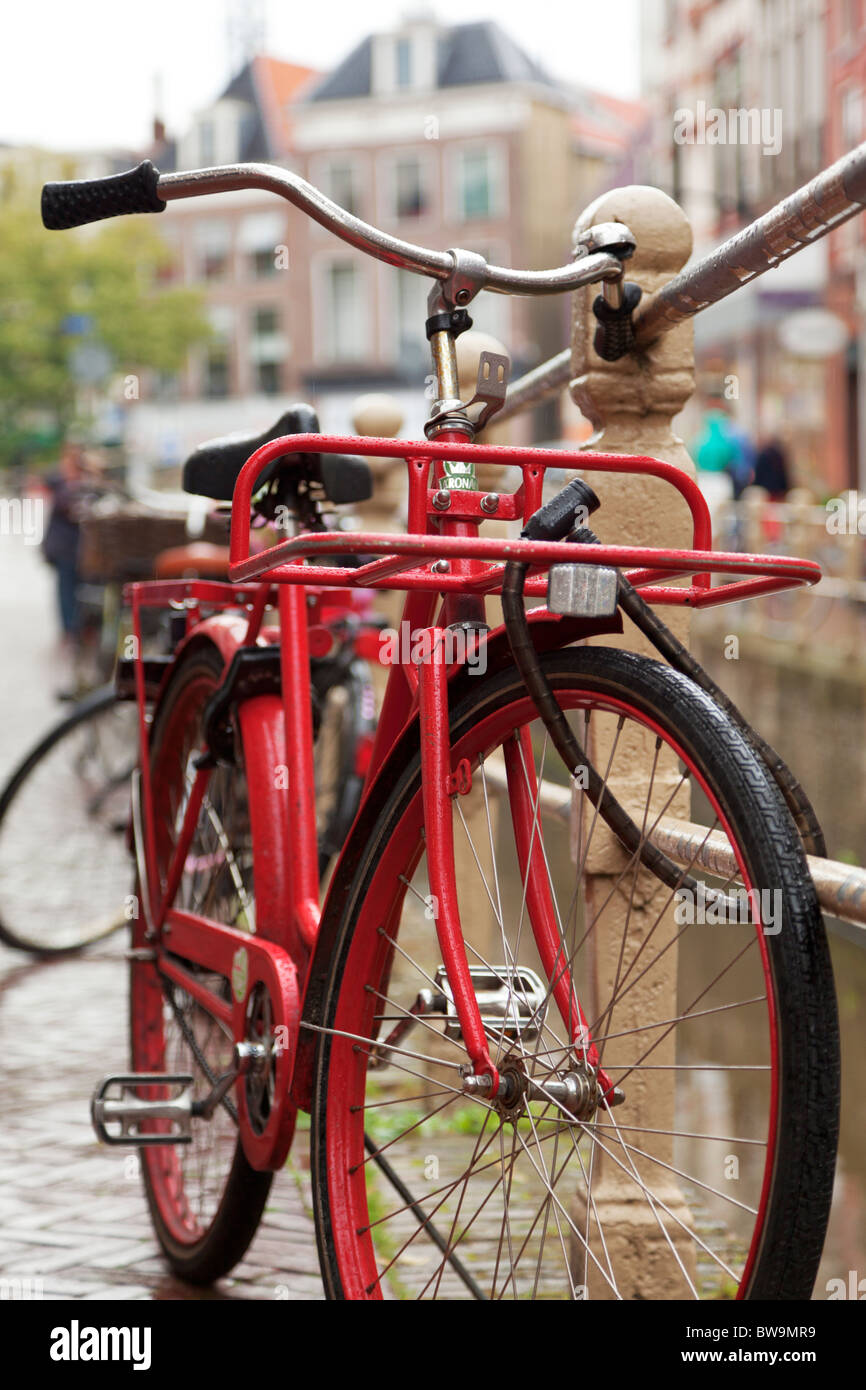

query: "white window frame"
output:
312 252 369 363
308 153 369 228
376 146 437 226
446 140 508 224
456 239 512 345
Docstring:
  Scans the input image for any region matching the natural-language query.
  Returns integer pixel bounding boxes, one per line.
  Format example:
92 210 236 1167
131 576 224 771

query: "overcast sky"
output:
1 0 642 152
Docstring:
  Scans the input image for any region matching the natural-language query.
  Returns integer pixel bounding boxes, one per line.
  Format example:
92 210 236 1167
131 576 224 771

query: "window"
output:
205 306 233 396
326 160 360 217
240 211 286 279
842 87 863 148
394 156 428 219
395 271 428 374
204 352 229 398
457 148 498 222
199 119 215 167
250 305 286 393
324 262 363 360
152 370 180 402
395 37 412 89
459 248 509 344
256 361 281 395
194 219 231 280
253 307 279 337
713 50 747 218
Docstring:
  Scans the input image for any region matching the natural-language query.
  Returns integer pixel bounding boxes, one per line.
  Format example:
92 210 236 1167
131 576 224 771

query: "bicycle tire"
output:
314 657 376 878
311 647 839 1300
0 685 135 955
130 643 273 1284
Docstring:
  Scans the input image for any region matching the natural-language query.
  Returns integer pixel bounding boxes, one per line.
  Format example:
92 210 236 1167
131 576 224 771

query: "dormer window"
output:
372 23 436 94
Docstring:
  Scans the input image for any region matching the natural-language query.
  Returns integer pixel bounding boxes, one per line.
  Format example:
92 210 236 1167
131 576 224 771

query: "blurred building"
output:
122 14 646 464
825 0 866 493
641 0 865 495
126 55 318 469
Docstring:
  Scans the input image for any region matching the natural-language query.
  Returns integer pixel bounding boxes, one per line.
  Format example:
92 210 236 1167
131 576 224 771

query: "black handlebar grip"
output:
41 160 166 230
591 281 643 362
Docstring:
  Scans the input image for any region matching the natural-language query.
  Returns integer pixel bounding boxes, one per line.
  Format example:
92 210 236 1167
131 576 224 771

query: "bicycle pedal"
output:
91 1073 195 1146
434 965 548 1043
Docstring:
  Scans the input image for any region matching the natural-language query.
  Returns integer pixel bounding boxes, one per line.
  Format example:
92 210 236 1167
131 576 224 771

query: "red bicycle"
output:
42 160 839 1300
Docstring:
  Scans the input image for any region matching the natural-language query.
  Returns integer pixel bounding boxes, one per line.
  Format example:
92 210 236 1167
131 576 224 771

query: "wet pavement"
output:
0 530 323 1300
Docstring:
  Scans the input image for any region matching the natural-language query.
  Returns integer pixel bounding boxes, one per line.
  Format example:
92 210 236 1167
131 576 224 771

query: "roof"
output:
252 56 319 151
222 56 318 158
308 19 558 102
571 88 649 158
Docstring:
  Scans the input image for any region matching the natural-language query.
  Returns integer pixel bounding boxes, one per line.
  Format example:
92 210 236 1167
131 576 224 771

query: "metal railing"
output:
480 762 866 934
706 489 866 649
492 144 866 928
499 141 866 422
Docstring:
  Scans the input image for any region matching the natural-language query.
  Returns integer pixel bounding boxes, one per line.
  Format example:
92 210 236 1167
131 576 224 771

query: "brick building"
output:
124 15 645 466
640 0 866 496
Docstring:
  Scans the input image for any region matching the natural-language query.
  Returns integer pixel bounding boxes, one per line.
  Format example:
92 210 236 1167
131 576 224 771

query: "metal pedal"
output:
91 1073 195 1146
434 964 548 1042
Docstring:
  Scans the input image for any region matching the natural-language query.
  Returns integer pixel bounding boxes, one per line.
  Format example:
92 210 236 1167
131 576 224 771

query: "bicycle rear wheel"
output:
0 686 135 955
130 643 273 1284
311 647 839 1300
313 657 376 878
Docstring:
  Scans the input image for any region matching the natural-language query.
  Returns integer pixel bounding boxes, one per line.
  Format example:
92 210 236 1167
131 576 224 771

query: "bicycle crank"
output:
91 1042 266 1146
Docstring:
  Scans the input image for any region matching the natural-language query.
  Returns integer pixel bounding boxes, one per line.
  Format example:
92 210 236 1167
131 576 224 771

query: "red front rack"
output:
209 434 821 609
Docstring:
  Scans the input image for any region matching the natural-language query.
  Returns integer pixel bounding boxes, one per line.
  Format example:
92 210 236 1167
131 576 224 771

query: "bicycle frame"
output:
124 436 821 1163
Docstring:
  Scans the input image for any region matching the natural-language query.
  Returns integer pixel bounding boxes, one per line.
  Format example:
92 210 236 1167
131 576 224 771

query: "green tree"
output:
0 192 210 467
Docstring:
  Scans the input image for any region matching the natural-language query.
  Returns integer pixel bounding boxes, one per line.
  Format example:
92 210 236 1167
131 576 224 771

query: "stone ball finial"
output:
352 393 405 438
571 184 695 446
573 185 692 275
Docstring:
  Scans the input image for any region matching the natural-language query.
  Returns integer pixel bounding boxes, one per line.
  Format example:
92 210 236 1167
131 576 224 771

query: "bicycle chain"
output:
160 972 239 1125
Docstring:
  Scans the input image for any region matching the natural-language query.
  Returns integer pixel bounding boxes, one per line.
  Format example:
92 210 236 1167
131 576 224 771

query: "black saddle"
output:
181 403 373 506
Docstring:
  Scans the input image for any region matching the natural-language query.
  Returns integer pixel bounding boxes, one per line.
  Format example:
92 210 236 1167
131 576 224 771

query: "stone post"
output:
569 187 698 1298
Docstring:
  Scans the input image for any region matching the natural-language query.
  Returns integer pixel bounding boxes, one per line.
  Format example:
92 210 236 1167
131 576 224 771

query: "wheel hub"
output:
491 1056 622 1123
244 981 277 1135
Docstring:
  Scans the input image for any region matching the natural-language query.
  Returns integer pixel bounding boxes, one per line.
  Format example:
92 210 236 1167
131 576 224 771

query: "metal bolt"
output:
432 490 451 511
461 1073 493 1096
431 559 450 574
480 492 500 514
456 289 471 304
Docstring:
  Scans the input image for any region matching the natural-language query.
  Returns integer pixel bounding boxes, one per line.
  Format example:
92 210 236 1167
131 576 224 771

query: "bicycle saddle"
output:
182 403 373 506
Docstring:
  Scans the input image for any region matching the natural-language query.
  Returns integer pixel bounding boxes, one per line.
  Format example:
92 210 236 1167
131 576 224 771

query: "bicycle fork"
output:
416 628 618 1115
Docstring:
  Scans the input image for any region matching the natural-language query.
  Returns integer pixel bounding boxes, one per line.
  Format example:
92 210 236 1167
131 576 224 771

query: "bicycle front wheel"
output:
311 647 839 1300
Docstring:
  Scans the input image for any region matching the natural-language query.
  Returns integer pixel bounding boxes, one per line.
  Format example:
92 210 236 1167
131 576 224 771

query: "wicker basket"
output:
79 505 228 583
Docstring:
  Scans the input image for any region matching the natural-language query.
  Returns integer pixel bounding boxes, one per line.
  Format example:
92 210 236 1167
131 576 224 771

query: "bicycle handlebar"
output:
41 160 166 229
42 159 624 298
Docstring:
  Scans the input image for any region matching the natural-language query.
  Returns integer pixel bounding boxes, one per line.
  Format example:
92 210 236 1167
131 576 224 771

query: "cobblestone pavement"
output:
0 531 324 1301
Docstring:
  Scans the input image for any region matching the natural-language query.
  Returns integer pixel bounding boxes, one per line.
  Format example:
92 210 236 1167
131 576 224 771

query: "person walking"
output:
41 442 88 644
